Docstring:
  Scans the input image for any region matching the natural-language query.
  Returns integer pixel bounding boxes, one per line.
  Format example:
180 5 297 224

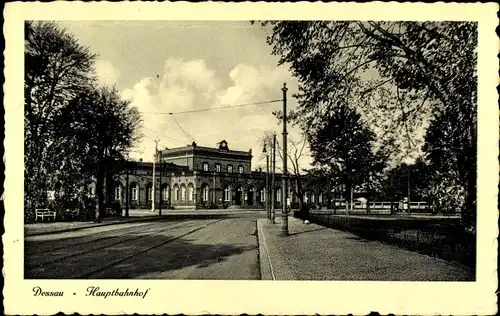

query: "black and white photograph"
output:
4 2 498 315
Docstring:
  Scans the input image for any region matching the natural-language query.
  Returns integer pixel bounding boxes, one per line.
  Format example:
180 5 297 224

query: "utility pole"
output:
271 132 276 223
407 165 411 215
281 83 289 236
263 145 269 219
125 160 129 218
159 160 162 216
152 140 158 212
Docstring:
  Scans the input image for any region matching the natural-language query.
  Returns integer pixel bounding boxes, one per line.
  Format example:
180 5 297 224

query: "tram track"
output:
25 220 203 270
79 218 225 279
26 220 188 255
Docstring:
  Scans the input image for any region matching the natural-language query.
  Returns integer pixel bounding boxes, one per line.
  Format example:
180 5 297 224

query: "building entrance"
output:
235 187 243 205
247 187 255 206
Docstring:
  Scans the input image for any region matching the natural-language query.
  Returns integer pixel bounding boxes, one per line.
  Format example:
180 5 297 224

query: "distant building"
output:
114 140 299 210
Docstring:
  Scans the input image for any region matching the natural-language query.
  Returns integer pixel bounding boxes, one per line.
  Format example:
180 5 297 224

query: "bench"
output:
35 209 56 222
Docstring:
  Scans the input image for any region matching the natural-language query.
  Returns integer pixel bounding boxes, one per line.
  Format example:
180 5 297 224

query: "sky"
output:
59 20 310 171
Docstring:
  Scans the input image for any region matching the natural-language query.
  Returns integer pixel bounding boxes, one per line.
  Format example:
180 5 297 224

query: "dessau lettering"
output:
32 286 64 297
86 286 150 299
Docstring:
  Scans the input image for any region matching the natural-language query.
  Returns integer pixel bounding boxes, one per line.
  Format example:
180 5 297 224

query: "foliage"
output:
260 21 477 227
56 86 141 221
308 103 388 200
24 21 96 218
24 21 142 222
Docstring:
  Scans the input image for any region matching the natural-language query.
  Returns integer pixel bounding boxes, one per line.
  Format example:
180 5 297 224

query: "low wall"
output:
305 212 475 269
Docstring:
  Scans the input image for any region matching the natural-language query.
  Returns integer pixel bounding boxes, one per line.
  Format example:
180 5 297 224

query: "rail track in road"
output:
26 220 190 255
79 219 225 279
25 220 205 270
25 219 225 278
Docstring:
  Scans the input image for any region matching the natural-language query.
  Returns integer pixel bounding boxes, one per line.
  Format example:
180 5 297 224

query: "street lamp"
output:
263 144 270 220
281 83 289 236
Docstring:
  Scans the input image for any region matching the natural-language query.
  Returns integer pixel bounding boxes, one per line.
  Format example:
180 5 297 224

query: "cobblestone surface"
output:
258 217 474 281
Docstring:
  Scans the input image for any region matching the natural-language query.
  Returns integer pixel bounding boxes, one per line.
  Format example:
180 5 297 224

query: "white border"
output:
4 2 498 315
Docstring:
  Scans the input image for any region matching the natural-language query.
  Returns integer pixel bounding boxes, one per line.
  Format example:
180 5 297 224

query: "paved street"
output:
258 217 475 281
25 213 261 279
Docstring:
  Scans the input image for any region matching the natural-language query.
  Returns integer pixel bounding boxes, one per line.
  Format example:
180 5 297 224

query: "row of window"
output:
202 162 244 174
112 185 194 202
97 186 319 204
200 187 283 203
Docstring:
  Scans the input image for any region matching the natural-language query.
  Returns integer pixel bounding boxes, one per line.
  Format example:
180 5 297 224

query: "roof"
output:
160 142 252 158
127 160 189 171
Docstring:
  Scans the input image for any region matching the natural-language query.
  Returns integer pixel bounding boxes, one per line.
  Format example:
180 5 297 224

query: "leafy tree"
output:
24 20 96 219
56 86 142 222
381 158 429 203
308 103 387 211
259 21 476 227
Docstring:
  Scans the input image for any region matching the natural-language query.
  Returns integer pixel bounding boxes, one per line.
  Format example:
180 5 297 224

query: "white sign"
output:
47 191 55 200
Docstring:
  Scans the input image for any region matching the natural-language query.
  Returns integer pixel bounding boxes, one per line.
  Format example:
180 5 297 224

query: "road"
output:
25 213 262 279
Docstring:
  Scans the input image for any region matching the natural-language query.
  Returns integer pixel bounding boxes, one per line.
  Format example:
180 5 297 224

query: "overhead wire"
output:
142 126 185 145
169 115 193 143
139 98 283 152
140 99 282 115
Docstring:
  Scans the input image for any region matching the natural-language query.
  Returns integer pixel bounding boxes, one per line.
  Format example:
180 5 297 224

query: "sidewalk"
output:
257 217 474 281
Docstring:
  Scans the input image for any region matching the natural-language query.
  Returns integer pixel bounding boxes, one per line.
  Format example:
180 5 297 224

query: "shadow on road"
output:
101 237 257 279
25 219 258 279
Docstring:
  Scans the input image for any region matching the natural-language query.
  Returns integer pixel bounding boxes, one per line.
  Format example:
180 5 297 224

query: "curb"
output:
256 219 275 280
25 216 170 237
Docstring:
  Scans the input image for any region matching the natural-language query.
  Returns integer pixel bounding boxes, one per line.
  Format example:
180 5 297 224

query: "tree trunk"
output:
461 169 476 229
95 157 105 223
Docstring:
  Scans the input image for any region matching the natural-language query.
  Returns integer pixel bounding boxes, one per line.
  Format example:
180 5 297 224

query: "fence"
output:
305 212 475 269
315 201 435 215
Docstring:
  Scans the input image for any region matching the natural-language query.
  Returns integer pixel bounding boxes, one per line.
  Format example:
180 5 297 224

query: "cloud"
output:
121 58 305 170
95 60 120 86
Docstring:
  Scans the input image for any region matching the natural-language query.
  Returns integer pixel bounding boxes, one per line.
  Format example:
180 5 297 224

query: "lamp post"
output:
271 132 276 223
263 145 269 220
281 83 289 236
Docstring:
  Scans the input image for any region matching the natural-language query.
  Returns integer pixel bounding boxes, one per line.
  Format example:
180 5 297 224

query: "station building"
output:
114 140 298 210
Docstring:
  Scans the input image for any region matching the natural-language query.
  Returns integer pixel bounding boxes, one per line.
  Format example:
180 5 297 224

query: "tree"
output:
259 131 311 215
57 86 142 222
308 103 387 210
24 21 96 219
259 21 477 227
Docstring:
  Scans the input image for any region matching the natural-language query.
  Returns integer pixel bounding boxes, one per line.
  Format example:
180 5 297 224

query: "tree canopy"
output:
260 21 477 226
24 21 141 221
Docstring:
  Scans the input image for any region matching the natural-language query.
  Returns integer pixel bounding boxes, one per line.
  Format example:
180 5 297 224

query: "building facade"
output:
113 140 305 210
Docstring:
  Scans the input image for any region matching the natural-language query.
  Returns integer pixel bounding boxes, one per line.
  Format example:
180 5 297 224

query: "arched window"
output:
311 194 315 203
276 188 282 203
131 184 138 201
319 194 323 204
147 185 153 201
202 185 210 202
227 165 233 173
187 184 194 201
238 165 244 174
260 188 266 202
114 186 121 200
202 162 209 172
163 186 170 201
181 185 186 201
224 186 231 201
215 164 221 172
174 186 179 201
